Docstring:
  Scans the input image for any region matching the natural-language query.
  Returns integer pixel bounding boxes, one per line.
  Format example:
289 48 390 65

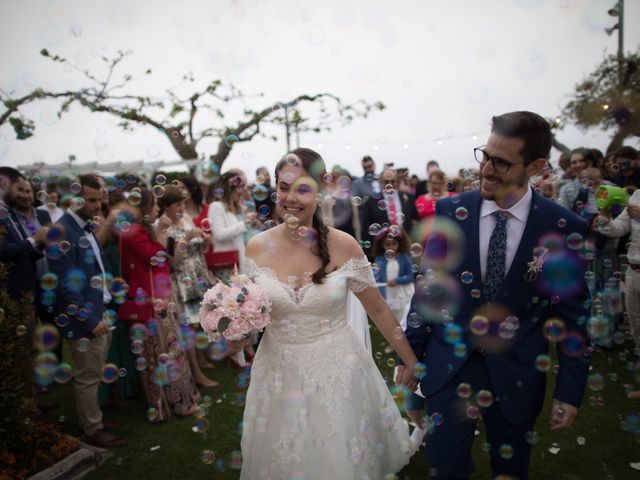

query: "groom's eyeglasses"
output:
473 147 522 174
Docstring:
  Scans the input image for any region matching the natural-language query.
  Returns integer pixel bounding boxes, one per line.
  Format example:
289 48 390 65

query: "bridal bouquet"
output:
199 269 271 341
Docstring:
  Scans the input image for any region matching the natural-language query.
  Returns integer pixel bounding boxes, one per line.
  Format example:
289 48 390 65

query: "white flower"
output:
524 247 548 281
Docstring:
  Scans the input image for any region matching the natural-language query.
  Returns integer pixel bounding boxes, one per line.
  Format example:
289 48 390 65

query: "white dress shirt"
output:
68 210 112 304
38 204 64 222
479 187 532 281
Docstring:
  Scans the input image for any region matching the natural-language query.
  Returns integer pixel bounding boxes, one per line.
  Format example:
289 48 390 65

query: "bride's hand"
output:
400 364 420 392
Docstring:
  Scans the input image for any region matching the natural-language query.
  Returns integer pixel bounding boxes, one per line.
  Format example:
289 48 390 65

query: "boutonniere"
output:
524 247 548 281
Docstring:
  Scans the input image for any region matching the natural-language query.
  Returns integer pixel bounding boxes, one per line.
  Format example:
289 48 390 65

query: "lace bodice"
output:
242 256 375 345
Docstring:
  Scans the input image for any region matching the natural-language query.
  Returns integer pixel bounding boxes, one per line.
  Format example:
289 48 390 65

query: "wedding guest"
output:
409 174 419 196
253 166 276 223
589 148 604 170
118 188 201 420
208 171 250 281
602 153 620 183
372 228 414 323
415 160 441 196
156 185 218 388
360 168 418 259
0 167 10 201
351 155 381 240
414 170 454 220
37 184 64 222
557 152 573 182
236 170 263 240
595 188 640 398
611 146 640 189
2 170 57 363
178 174 218 281
325 165 358 237
573 169 620 346
557 148 593 210
0 167 51 398
397 168 413 195
96 185 137 408
178 175 209 228
48 174 127 448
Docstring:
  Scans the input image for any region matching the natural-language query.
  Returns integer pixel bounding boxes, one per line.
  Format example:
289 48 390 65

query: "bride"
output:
234 148 420 479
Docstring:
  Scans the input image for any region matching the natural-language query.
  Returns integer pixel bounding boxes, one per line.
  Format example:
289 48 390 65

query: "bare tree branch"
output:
1 49 386 170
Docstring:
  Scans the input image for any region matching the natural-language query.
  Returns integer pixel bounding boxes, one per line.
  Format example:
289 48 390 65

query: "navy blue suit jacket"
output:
48 212 111 338
405 189 592 425
0 208 51 300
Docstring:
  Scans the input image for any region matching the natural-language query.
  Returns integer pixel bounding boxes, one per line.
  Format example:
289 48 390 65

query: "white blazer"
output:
208 201 247 265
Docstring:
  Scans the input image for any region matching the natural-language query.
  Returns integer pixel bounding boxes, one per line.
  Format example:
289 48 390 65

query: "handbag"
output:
207 250 240 270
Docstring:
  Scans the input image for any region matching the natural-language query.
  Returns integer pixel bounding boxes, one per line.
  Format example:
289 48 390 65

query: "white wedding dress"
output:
240 256 412 480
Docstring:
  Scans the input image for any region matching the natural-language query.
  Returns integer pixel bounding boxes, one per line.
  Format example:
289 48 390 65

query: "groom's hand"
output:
549 399 577 430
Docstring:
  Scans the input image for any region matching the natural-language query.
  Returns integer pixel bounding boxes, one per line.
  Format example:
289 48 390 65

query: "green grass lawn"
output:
42 327 640 480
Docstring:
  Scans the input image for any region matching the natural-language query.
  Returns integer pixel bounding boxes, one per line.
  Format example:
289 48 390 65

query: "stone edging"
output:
28 437 113 480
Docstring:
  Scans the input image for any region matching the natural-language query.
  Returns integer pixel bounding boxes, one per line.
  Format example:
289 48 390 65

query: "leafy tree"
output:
558 47 640 154
0 49 385 173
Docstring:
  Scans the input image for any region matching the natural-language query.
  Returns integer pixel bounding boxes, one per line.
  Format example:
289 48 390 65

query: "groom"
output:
403 111 591 479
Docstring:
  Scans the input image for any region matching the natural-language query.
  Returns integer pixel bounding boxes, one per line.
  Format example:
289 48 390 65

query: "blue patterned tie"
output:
484 211 509 302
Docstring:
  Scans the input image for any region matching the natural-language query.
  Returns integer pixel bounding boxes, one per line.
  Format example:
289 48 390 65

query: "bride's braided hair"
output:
275 147 331 284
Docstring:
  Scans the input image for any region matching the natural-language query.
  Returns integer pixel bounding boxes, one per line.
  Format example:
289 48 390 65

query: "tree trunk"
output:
606 113 640 154
551 134 570 154
163 127 198 160
209 139 232 171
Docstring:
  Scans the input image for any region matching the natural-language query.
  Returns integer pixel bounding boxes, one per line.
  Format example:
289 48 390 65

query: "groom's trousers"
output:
424 351 535 480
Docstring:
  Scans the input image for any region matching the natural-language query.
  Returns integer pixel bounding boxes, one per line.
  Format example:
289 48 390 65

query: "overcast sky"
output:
1 0 638 181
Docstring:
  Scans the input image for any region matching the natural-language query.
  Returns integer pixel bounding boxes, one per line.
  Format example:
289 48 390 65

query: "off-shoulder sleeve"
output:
345 256 377 293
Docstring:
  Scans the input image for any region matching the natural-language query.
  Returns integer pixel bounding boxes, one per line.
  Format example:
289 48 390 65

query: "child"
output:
372 229 415 322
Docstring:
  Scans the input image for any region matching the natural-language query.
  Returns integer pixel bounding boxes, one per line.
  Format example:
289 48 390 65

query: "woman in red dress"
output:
118 189 200 421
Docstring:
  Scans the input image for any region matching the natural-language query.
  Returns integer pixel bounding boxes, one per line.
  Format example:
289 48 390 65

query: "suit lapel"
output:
64 213 84 240
63 213 98 268
466 191 483 284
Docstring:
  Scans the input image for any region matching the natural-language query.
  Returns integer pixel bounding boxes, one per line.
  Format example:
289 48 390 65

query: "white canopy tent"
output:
16 158 200 186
